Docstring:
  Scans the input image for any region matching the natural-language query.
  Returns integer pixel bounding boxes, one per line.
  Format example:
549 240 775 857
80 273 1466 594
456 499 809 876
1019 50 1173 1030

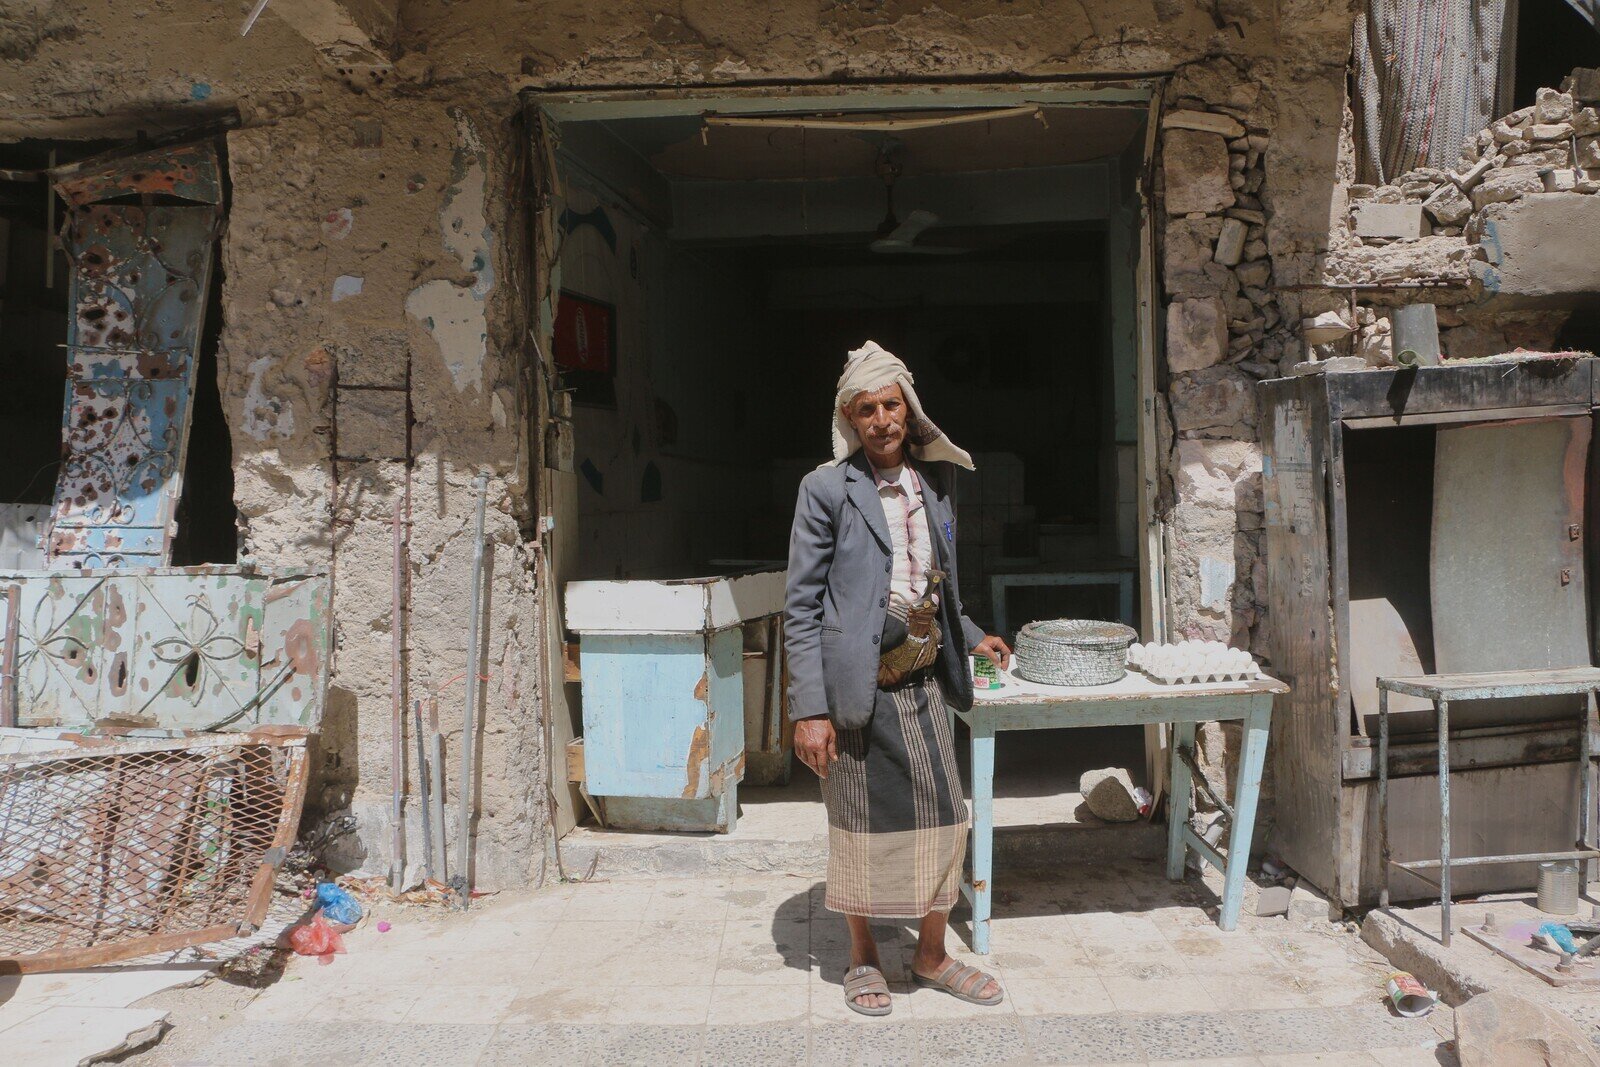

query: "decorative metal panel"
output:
0 567 329 732
47 145 221 569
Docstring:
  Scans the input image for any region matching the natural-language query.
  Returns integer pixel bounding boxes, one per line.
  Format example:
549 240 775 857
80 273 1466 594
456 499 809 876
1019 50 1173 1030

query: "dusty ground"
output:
117 859 1455 1066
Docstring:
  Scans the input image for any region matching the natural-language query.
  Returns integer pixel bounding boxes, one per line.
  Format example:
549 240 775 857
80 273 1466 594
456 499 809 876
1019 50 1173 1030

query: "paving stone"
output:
1226 1007 1349 1055
703 1023 809 1065
1023 1012 1143 1063
810 1022 922 1066
1124 1011 1254 1059
193 1021 488 1066
917 1018 1029 1063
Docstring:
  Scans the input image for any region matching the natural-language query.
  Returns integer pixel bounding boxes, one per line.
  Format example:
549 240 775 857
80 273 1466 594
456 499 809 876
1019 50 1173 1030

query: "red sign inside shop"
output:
553 291 615 375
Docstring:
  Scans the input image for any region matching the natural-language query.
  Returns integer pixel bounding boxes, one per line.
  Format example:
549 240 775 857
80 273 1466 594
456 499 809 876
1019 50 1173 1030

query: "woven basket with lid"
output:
1014 619 1138 686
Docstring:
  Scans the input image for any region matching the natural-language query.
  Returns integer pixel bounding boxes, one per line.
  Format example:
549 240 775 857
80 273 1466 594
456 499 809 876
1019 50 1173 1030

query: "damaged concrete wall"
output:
2 0 1370 878
0 13 544 888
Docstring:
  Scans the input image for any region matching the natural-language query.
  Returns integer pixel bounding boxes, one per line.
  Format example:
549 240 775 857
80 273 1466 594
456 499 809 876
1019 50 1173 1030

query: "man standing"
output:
785 341 1011 1016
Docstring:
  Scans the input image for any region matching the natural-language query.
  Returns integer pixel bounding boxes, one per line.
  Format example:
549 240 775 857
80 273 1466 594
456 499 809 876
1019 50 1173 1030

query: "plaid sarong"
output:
823 671 969 918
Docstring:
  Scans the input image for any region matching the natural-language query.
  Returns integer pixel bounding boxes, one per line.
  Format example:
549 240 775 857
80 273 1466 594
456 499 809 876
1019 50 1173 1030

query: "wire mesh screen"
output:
0 729 309 972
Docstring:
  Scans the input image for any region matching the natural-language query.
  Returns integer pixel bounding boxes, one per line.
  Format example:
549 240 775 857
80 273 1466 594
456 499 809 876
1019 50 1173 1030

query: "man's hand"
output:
794 716 838 779
973 634 1012 670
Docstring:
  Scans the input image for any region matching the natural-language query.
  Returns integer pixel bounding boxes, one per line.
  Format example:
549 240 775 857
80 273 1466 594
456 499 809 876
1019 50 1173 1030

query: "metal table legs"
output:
1379 680 1600 948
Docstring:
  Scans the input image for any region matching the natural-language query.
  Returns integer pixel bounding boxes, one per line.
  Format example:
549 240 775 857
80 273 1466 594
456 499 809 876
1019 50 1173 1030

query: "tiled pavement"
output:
152 860 1456 1066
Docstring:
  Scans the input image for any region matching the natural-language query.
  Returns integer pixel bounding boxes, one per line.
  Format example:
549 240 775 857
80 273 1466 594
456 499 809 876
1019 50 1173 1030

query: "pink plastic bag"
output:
288 915 346 961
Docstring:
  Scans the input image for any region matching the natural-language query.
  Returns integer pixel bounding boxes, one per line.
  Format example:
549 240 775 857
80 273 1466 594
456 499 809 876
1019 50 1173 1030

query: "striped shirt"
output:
872 463 936 609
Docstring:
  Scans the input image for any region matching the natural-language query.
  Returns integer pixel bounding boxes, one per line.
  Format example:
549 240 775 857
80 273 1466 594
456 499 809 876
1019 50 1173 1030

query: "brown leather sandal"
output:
913 960 1004 1005
843 964 893 1017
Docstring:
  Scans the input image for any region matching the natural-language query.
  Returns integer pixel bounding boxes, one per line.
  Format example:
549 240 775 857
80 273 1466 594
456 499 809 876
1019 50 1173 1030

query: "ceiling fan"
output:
868 142 968 256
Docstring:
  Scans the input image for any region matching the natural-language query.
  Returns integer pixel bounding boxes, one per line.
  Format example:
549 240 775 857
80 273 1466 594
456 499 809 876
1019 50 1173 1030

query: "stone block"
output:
1175 438 1262 513
1529 122 1574 141
1470 165 1544 210
1352 201 1430 239
1213 217 1247 265
1164 128 1234 216
1579 136 1600 170
1169 366 1258 438
1535 87 1575 124
1472 192 1600 307
1455 991 1600 1067
1167 298 1229 373
1162 109 1245 139
1163 216 1233 297
1079 767 1142 822
1235 259 1271 289
1454 156 1494 190
1423 182 1472 226
1242 239 1267 260
1563 67 1600 103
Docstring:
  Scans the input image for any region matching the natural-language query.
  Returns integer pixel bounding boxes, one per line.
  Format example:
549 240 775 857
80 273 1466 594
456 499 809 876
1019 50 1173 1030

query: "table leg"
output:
970 723 996 954
1437 698 1452 948
1378 686 1391 910
1218 703 1270 932
1166 721 1197 881
1583 690 1595 892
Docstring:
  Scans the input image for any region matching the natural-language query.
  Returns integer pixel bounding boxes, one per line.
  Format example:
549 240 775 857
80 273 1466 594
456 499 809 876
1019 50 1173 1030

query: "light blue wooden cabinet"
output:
566 571 785 832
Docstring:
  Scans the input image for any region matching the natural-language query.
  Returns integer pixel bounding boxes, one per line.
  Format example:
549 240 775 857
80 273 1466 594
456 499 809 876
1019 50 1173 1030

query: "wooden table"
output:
955 669 1289 953
1376 666 1600 947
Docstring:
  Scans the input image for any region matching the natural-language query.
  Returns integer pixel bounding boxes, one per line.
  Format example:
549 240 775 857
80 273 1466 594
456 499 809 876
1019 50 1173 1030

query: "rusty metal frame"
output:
0 727 310 973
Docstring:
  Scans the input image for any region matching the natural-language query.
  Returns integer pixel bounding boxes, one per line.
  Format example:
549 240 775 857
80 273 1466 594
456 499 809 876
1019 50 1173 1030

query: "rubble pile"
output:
1350 74 1600 247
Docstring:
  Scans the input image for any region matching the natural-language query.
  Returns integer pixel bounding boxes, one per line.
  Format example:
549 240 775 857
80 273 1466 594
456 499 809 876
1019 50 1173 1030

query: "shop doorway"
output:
529 85 1165 842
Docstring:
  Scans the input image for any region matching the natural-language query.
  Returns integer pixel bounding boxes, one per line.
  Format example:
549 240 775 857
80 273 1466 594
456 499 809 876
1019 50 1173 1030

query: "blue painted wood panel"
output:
580 627 745 799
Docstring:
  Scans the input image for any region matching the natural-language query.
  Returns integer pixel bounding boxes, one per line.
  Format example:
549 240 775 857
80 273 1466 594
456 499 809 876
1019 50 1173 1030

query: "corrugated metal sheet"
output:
46 145 221 569
0 567 329 732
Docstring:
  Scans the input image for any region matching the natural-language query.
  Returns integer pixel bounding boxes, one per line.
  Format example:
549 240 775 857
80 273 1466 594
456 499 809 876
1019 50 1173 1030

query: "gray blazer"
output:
784 451 986 728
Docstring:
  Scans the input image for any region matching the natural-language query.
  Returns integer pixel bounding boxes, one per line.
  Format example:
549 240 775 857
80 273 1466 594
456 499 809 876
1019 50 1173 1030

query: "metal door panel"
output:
253 573 332 728
1432 417 1592 727
0 568 328 732
47 150 220 569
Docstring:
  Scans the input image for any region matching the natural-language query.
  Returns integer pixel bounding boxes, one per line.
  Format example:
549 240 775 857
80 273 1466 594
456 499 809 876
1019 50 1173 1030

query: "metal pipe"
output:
413 699 433 883
390 494 406 892
429 697 447 879
1438 697 1452 947
1378 686 1390 909
1 584 19 728
1397 848 1600 869
455 470 492 908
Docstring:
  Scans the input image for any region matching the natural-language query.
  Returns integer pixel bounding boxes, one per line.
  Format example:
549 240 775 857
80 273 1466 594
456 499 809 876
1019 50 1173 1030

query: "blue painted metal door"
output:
46 145 221 568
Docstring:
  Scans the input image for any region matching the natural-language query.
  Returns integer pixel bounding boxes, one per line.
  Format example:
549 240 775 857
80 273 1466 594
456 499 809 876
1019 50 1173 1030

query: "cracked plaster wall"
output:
0 0 1363 880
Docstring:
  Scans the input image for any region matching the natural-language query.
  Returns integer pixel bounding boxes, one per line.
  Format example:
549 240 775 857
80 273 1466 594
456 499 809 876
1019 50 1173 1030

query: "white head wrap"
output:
831 340 974 470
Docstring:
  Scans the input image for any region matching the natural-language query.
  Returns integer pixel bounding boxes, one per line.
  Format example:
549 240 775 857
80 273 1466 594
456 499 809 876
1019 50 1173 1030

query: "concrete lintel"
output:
532 82 1158 124
1475 192 1600 309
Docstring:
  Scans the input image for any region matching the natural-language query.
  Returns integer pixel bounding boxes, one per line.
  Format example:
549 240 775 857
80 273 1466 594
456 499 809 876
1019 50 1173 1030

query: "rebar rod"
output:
455 471 491 908
413 699 433 883
429 697 447 878
390 495 406 891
